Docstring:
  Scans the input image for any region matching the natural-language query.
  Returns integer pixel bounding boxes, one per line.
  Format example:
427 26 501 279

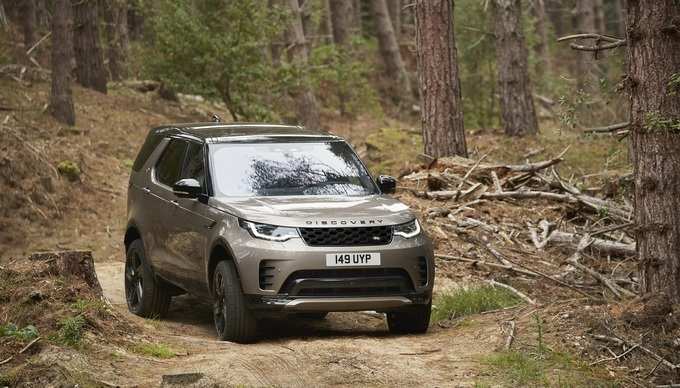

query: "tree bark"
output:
593 0 606 34
415 0 467 158
626 0 680 305
103 0 128 81
329 0 352 47
72 0 107 93
50 0 75 126
20 0 36 49
574 0 599 92
371 0 411 103
530 0 551 79
387 0 401 42
492 0 539 136
281 0 321 129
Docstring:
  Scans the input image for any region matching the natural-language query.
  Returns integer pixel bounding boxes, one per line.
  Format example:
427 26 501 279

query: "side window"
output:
181 142 206 191
155 139 188 187
132 132 162 171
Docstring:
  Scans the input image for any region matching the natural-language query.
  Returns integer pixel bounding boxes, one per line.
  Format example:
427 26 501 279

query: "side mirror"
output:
376 175 397 194
173 178 202 198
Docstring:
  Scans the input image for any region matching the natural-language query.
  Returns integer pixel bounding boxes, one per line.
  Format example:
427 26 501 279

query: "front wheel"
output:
386 302 431 334
213 261 257 343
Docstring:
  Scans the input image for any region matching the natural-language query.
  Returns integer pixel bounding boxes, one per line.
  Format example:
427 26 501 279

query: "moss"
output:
56 160 81 182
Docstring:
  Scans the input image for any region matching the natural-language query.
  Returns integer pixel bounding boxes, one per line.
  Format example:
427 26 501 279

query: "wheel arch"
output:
207 238 239 296
124 223 142 253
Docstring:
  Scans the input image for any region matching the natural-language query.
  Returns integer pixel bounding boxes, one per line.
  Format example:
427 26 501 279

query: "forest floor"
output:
2 71 662 387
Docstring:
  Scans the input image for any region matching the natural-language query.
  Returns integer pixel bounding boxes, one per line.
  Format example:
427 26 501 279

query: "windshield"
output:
209 141 378 197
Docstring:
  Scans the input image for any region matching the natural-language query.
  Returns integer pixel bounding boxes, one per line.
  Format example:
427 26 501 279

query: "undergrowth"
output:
56 315 86 347
432 284 522 322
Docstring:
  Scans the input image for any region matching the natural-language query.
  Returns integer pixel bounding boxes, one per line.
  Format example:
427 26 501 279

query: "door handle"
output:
142 187 151 194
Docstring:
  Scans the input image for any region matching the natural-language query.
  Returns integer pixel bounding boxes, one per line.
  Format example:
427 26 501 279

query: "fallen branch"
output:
557 33 627 52
589 343 639 366
504 321 516 350
488 280 537 305
593 333 679 371
530 220 636 257
566 237 636 299
436 254 539 278
585 122 630 134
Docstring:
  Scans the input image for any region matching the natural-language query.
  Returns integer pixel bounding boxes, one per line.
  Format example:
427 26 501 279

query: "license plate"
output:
325 252 381 267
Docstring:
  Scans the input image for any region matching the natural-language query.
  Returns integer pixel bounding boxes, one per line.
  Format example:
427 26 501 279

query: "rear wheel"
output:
124 239 171 318
213 261 258 343
386 302 431 334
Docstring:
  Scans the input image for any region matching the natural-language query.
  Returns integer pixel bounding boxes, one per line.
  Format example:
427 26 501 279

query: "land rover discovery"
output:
124 123 434 343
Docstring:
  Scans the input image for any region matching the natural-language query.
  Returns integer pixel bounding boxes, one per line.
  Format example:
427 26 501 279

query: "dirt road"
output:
95 261 502 387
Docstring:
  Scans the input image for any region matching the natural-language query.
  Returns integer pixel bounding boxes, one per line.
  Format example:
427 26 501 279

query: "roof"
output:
151 122 341 143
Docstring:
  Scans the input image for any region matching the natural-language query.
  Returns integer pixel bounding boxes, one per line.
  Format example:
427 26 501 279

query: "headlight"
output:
393 219 421 238
239 219 299 242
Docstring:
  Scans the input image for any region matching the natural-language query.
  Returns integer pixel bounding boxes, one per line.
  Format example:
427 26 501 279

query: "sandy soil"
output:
95 261 503 387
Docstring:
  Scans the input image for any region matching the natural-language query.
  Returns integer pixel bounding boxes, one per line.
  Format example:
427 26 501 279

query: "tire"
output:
296 312 328 320
124 239 171 318
212 261 258 343
386 302 431 334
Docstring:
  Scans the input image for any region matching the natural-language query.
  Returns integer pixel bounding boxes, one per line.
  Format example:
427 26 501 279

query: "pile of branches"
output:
401 148 637 300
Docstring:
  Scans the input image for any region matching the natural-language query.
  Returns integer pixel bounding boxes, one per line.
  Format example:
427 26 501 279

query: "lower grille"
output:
299 226 393 246
280 268 414 297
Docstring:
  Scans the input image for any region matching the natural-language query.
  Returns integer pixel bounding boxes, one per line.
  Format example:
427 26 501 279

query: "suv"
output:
124 123 434 343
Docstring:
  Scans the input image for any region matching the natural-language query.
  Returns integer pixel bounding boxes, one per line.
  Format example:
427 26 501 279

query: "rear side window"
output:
155 139 188 187
132 132 162 171
181 142 206 191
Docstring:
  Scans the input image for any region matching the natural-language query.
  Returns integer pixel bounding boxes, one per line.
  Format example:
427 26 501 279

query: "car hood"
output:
210 195 415 227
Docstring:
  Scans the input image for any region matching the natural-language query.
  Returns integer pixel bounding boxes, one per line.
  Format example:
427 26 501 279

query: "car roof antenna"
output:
211 114 222 123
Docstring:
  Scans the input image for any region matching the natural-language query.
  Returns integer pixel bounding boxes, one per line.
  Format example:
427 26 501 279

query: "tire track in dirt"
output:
96 261 501 387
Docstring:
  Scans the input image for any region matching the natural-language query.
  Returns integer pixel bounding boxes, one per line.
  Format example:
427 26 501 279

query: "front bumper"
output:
228 227 435 299
245 291 431 313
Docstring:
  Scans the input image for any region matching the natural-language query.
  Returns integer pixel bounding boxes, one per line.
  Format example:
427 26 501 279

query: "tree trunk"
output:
415 0 467 158
329 0 352 47
492 0 539 136
627 0 680 306
352 0 362 34
20 0 36 49
103 0 128 81
127 0 144 40
574 0 599 92
50 0 75 126
281 0 321 129
530 0 551 79
370 0 411 103
72 0 107 93
593 0 606 34
612 0 626 38
387 0 401 42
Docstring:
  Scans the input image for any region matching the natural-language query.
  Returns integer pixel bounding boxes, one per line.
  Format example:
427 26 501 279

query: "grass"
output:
71 298 107 315
132 343 177 359
432 284 523 322
481 350 619 387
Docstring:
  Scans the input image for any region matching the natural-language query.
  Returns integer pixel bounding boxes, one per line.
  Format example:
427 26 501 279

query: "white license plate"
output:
325 252 381 267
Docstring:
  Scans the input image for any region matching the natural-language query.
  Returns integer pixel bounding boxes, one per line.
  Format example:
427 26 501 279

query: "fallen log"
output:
529 220 636 257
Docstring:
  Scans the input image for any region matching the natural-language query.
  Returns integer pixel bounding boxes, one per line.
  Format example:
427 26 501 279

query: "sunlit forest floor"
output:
1 75 645 386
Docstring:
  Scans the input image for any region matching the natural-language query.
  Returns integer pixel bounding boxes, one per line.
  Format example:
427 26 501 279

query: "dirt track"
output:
95 261 502 387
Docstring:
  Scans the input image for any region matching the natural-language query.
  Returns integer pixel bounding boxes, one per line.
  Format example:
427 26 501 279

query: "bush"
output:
57 315 86 347
0 323 39 341
56 160 81 182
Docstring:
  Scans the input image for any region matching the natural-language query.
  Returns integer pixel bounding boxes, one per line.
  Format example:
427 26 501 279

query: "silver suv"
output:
124 123 434 342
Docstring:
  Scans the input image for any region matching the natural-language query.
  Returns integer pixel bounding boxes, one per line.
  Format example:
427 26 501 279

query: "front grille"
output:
417 257 428 286
299 226 393 246
280 268 414 296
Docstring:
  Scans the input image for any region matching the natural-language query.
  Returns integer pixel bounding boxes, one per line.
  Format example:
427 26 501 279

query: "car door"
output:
167 141 216 296
149 138 189 285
